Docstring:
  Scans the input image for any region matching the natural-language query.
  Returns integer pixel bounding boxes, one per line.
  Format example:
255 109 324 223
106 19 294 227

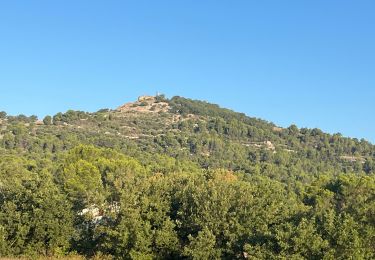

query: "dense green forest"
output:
0 95 374 259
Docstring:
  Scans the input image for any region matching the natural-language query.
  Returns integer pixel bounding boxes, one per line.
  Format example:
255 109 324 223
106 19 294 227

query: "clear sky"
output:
0 1 374 143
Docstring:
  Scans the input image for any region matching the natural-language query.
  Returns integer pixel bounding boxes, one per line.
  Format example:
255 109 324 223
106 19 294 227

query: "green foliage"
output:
0 96 374 258
0 111 6 119
43 115 52 125
184 227 221 259
0 157 74 257
60 159 104 209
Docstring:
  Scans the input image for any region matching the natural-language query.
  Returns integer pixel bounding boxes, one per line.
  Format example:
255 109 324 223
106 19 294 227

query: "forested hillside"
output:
0 95 374 259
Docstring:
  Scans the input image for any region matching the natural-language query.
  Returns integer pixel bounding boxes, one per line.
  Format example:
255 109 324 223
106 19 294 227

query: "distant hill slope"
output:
1 95 374 177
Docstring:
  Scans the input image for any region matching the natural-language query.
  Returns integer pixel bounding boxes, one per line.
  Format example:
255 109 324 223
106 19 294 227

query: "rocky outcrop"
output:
117 96 170 113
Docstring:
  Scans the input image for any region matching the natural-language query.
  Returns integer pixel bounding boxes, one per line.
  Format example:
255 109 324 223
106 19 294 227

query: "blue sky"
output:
0 1 374 142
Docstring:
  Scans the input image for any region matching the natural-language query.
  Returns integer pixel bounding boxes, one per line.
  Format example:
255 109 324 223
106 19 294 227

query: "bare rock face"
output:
138 95 155 102
264 140 275 150
340 155 366 163
117 96 170 113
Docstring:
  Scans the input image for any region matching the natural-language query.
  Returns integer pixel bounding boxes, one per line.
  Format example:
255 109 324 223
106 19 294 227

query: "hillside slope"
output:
0 95 374 259
1 95 374 176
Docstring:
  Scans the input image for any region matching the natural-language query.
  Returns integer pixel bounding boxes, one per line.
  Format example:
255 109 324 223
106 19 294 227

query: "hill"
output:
0 95 374 259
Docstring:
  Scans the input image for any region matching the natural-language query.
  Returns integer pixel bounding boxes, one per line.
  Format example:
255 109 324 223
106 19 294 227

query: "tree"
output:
288 124 299 136
0 111 6 119
0 158 74 257
43 115 52 125
30 115 38 122
184 228 221 260
59 159 105 209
